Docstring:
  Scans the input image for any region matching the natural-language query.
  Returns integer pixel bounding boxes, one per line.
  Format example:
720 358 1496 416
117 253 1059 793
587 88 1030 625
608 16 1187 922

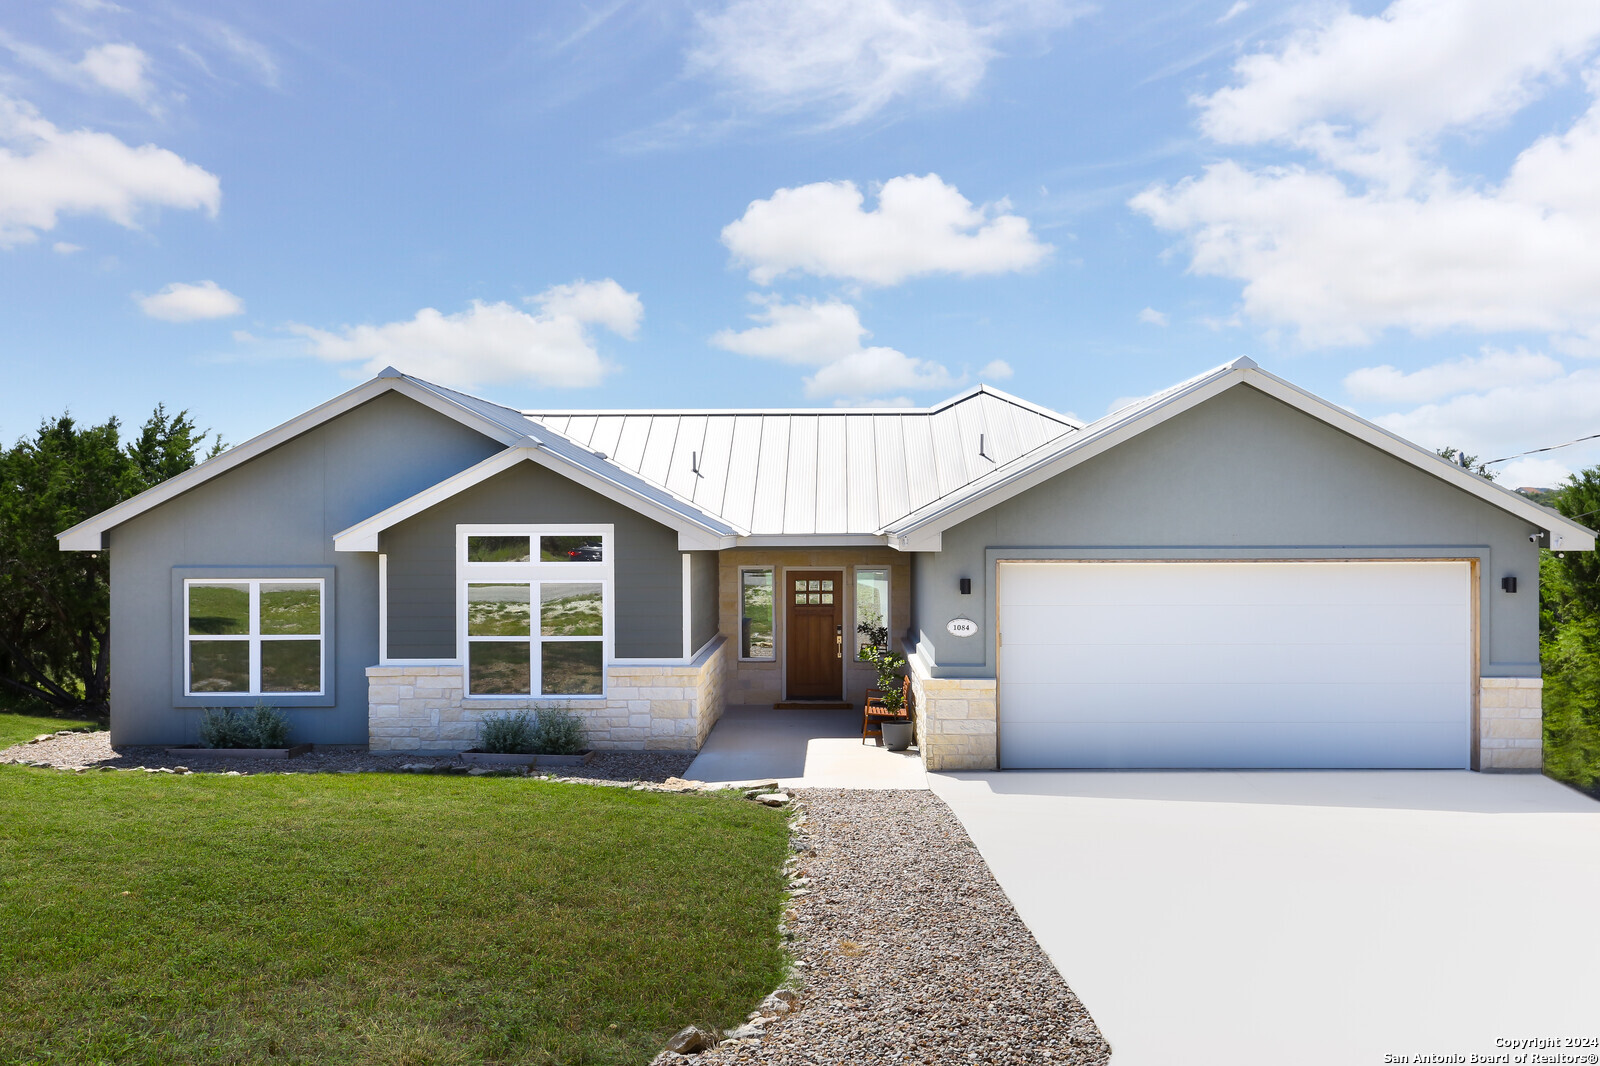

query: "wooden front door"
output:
785 571 843 700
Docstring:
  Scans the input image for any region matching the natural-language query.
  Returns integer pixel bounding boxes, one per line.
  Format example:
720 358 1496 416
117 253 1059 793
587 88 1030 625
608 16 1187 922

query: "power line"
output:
1483 431 1600 466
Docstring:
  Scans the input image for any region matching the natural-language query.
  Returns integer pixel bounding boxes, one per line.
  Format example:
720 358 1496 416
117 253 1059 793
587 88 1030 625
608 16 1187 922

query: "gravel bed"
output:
0 730 696 782
692 789 1110 1065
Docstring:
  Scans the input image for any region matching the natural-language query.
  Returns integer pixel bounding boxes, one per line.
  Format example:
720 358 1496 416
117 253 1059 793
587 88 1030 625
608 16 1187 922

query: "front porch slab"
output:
683 705 929 788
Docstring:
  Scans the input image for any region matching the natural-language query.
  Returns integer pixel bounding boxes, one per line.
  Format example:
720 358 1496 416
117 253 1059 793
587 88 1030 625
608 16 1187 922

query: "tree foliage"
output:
1539 467 1600 794
0 407 220 712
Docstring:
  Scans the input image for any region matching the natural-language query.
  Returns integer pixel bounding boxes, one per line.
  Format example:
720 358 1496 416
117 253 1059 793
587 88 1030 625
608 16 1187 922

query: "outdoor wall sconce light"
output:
959 578 972 595
1502 576 1518 593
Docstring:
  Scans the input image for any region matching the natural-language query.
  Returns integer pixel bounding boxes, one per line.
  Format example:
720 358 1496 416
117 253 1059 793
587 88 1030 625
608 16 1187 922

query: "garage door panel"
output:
1003 602 1467 648
1002 562 1466 608
1000 720 1470 769
998 681 1470 725
1002 640 1467 687
995 560 1472 769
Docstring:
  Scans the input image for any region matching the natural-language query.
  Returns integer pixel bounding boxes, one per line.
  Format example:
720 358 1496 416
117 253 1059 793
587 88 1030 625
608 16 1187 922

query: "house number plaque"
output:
946 618 979 637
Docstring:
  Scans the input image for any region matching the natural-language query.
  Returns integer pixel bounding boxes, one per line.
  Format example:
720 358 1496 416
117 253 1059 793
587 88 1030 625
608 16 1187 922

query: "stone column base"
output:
908 655 998 771
1478 677 1542 772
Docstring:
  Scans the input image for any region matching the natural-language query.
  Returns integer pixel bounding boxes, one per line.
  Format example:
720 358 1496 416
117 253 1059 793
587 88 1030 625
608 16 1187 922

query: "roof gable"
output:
880 358 1597 552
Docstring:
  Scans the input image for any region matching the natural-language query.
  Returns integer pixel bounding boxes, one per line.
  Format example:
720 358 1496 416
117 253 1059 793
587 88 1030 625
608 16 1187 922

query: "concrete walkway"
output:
684 705 927 788
932 770 1600 1066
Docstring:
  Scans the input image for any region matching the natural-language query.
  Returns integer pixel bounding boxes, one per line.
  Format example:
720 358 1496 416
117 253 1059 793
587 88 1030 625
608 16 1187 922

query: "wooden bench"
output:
862 675 913 745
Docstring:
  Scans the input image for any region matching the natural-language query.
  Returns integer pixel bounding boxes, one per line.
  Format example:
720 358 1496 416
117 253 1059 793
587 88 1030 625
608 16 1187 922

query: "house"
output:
58 358 1595 772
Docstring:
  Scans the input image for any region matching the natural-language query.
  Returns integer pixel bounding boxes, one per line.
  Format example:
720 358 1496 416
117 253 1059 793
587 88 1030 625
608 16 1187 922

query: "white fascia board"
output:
334 446 735 553
56 375 535 552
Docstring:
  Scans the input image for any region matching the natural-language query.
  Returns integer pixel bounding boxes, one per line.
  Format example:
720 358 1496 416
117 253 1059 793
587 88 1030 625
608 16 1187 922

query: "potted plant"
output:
462 707 596 767
167 703 311 759
862 646 915 751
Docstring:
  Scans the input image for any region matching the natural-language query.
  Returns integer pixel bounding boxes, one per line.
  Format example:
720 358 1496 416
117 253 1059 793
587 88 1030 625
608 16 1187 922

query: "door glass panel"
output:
467 583 531 636
469 642 530 695
821 579 833 591
467 536 530 563
821 593 833 604
541 583 603 636
795 593 806 604
261 640 320 692
260 582 320 635
808 593 820 604
809 580 820 591
795 579 806 591
542 642 603 695
188 584 249 635
190 641 248 692
540 535 603 562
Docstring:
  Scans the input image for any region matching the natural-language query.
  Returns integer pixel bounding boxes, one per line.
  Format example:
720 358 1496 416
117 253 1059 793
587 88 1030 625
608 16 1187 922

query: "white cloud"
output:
1343 348 1564 404
1132 0 1600 347
1219 2 1249 24
723 173 1050 286
0 95 220 247
52 240 80 254
530 278 643 339
292 279 642 389
687 0 1084 128
1197 0 1600 185
78 43 153 104
978 358 1012 380
1138 307 1168 327
710 296 959 398
138 280 243 321
1359 360 1600 484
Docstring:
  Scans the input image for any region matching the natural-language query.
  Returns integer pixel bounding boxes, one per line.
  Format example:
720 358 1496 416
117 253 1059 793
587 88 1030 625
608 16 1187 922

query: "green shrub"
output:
249 704 291 748
479 710 538 754
534 707 587 755
198 704 291 749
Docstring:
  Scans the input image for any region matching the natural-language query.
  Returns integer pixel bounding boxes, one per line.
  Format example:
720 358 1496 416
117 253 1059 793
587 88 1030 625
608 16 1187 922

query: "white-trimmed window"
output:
459 525 611 697
739 567 775 661
855 567 890 658
185 579 325 695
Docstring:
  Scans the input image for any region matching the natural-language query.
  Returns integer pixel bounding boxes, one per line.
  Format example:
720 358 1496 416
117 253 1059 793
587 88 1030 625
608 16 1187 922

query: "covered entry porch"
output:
684 704 927 787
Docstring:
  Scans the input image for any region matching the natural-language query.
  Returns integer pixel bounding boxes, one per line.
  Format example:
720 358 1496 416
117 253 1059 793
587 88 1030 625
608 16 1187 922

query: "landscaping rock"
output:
691 790 1111 1066
663 1026 717 1055
755 793 791 807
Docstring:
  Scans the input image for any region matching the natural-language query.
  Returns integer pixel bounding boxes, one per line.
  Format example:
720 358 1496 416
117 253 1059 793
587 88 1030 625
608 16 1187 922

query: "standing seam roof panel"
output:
901 415 939 513
750 417 791 534
666 415 709 502
613 416 652 472
873 415 912 525
783 416 819 536
815 416 848 536
694 416 736 518
845 415 879 534
587 416 625 460
723 416 764 532
639 416 680 488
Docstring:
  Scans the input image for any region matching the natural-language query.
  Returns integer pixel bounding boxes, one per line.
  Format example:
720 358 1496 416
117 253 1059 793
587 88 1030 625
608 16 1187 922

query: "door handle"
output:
835 625 843 659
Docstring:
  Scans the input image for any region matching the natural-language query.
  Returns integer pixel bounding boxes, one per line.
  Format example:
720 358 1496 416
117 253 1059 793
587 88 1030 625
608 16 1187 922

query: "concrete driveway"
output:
931 770 1600 1066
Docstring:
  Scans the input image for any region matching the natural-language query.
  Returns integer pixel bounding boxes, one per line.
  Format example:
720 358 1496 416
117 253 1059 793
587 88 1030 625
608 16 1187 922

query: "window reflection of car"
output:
566 543 602 561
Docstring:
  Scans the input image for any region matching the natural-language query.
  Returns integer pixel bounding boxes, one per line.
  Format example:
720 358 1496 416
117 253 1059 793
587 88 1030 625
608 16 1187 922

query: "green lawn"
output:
0 769 790 1065
0 708 102 749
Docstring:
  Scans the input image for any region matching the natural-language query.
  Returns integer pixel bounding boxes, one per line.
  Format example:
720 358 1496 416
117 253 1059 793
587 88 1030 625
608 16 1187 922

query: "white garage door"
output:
997 560 1472 769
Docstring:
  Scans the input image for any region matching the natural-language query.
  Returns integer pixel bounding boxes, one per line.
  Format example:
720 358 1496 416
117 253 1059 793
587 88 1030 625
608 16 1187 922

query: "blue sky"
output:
4 0 1600 486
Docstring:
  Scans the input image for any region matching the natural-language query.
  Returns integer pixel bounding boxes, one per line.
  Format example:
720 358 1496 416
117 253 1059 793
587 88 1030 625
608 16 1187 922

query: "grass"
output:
0 769 791 1065
0 706 102 749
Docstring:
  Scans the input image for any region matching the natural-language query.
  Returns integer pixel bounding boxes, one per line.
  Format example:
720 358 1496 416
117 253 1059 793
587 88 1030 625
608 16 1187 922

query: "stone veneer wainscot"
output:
367 637 727 753
1478 677 1543 771
908 653 998 771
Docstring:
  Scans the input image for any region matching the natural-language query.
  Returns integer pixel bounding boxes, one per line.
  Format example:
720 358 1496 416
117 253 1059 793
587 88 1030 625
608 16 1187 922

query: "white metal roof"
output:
524 385 1081 538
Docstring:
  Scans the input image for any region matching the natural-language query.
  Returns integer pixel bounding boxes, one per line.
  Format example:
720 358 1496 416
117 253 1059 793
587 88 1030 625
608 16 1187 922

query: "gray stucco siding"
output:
689 550 720 653
912 384 1542 679
379 460 686 660
107 391 506 745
